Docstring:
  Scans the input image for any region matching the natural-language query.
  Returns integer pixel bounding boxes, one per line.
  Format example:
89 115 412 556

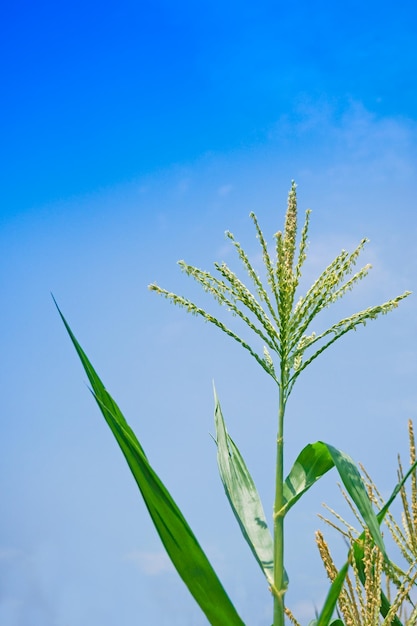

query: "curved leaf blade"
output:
351 540 403 626
324 444 386 559
346 463 417 626
283 441 386 558
214 387 274 586
283 441 334 513
55 300 244 626
317 464 417 626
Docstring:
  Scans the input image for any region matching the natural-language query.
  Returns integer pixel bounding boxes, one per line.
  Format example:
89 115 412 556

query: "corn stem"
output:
273 380 287 626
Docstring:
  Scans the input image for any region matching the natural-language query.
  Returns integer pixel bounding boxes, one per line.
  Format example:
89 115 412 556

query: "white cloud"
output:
271 97 417 186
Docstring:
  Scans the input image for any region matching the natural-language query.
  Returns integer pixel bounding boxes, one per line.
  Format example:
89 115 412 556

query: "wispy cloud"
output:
270 97 417 184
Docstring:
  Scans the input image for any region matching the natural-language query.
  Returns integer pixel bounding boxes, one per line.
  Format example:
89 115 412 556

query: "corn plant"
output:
317 421 417 625
56 182 410 625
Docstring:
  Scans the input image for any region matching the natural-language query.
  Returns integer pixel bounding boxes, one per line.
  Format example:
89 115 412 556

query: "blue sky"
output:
1 2 417 625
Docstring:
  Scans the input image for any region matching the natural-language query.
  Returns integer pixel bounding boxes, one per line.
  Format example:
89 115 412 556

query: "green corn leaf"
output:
283 441 386 559
351 541 403 626
55 300 245 626
214 387 274 586
283 441 334 513
317 463 417 626
324 444 386 560
345 462 417 626
314 561 350 626
377 457 417 524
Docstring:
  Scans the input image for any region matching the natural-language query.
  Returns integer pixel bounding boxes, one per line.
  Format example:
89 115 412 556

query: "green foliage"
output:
283 442 386 557
54 299 245 626
149 181 409 624
214 386 274 586
317 423 417 626
58 183 411 625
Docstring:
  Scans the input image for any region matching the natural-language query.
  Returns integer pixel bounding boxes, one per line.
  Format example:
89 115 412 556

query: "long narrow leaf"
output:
311 464 417 626
55 300 244 626
214 387 274 586
315 561 350 626
345 462 417 626
325 444 386 559
351 541 403 626
283 441 386 558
